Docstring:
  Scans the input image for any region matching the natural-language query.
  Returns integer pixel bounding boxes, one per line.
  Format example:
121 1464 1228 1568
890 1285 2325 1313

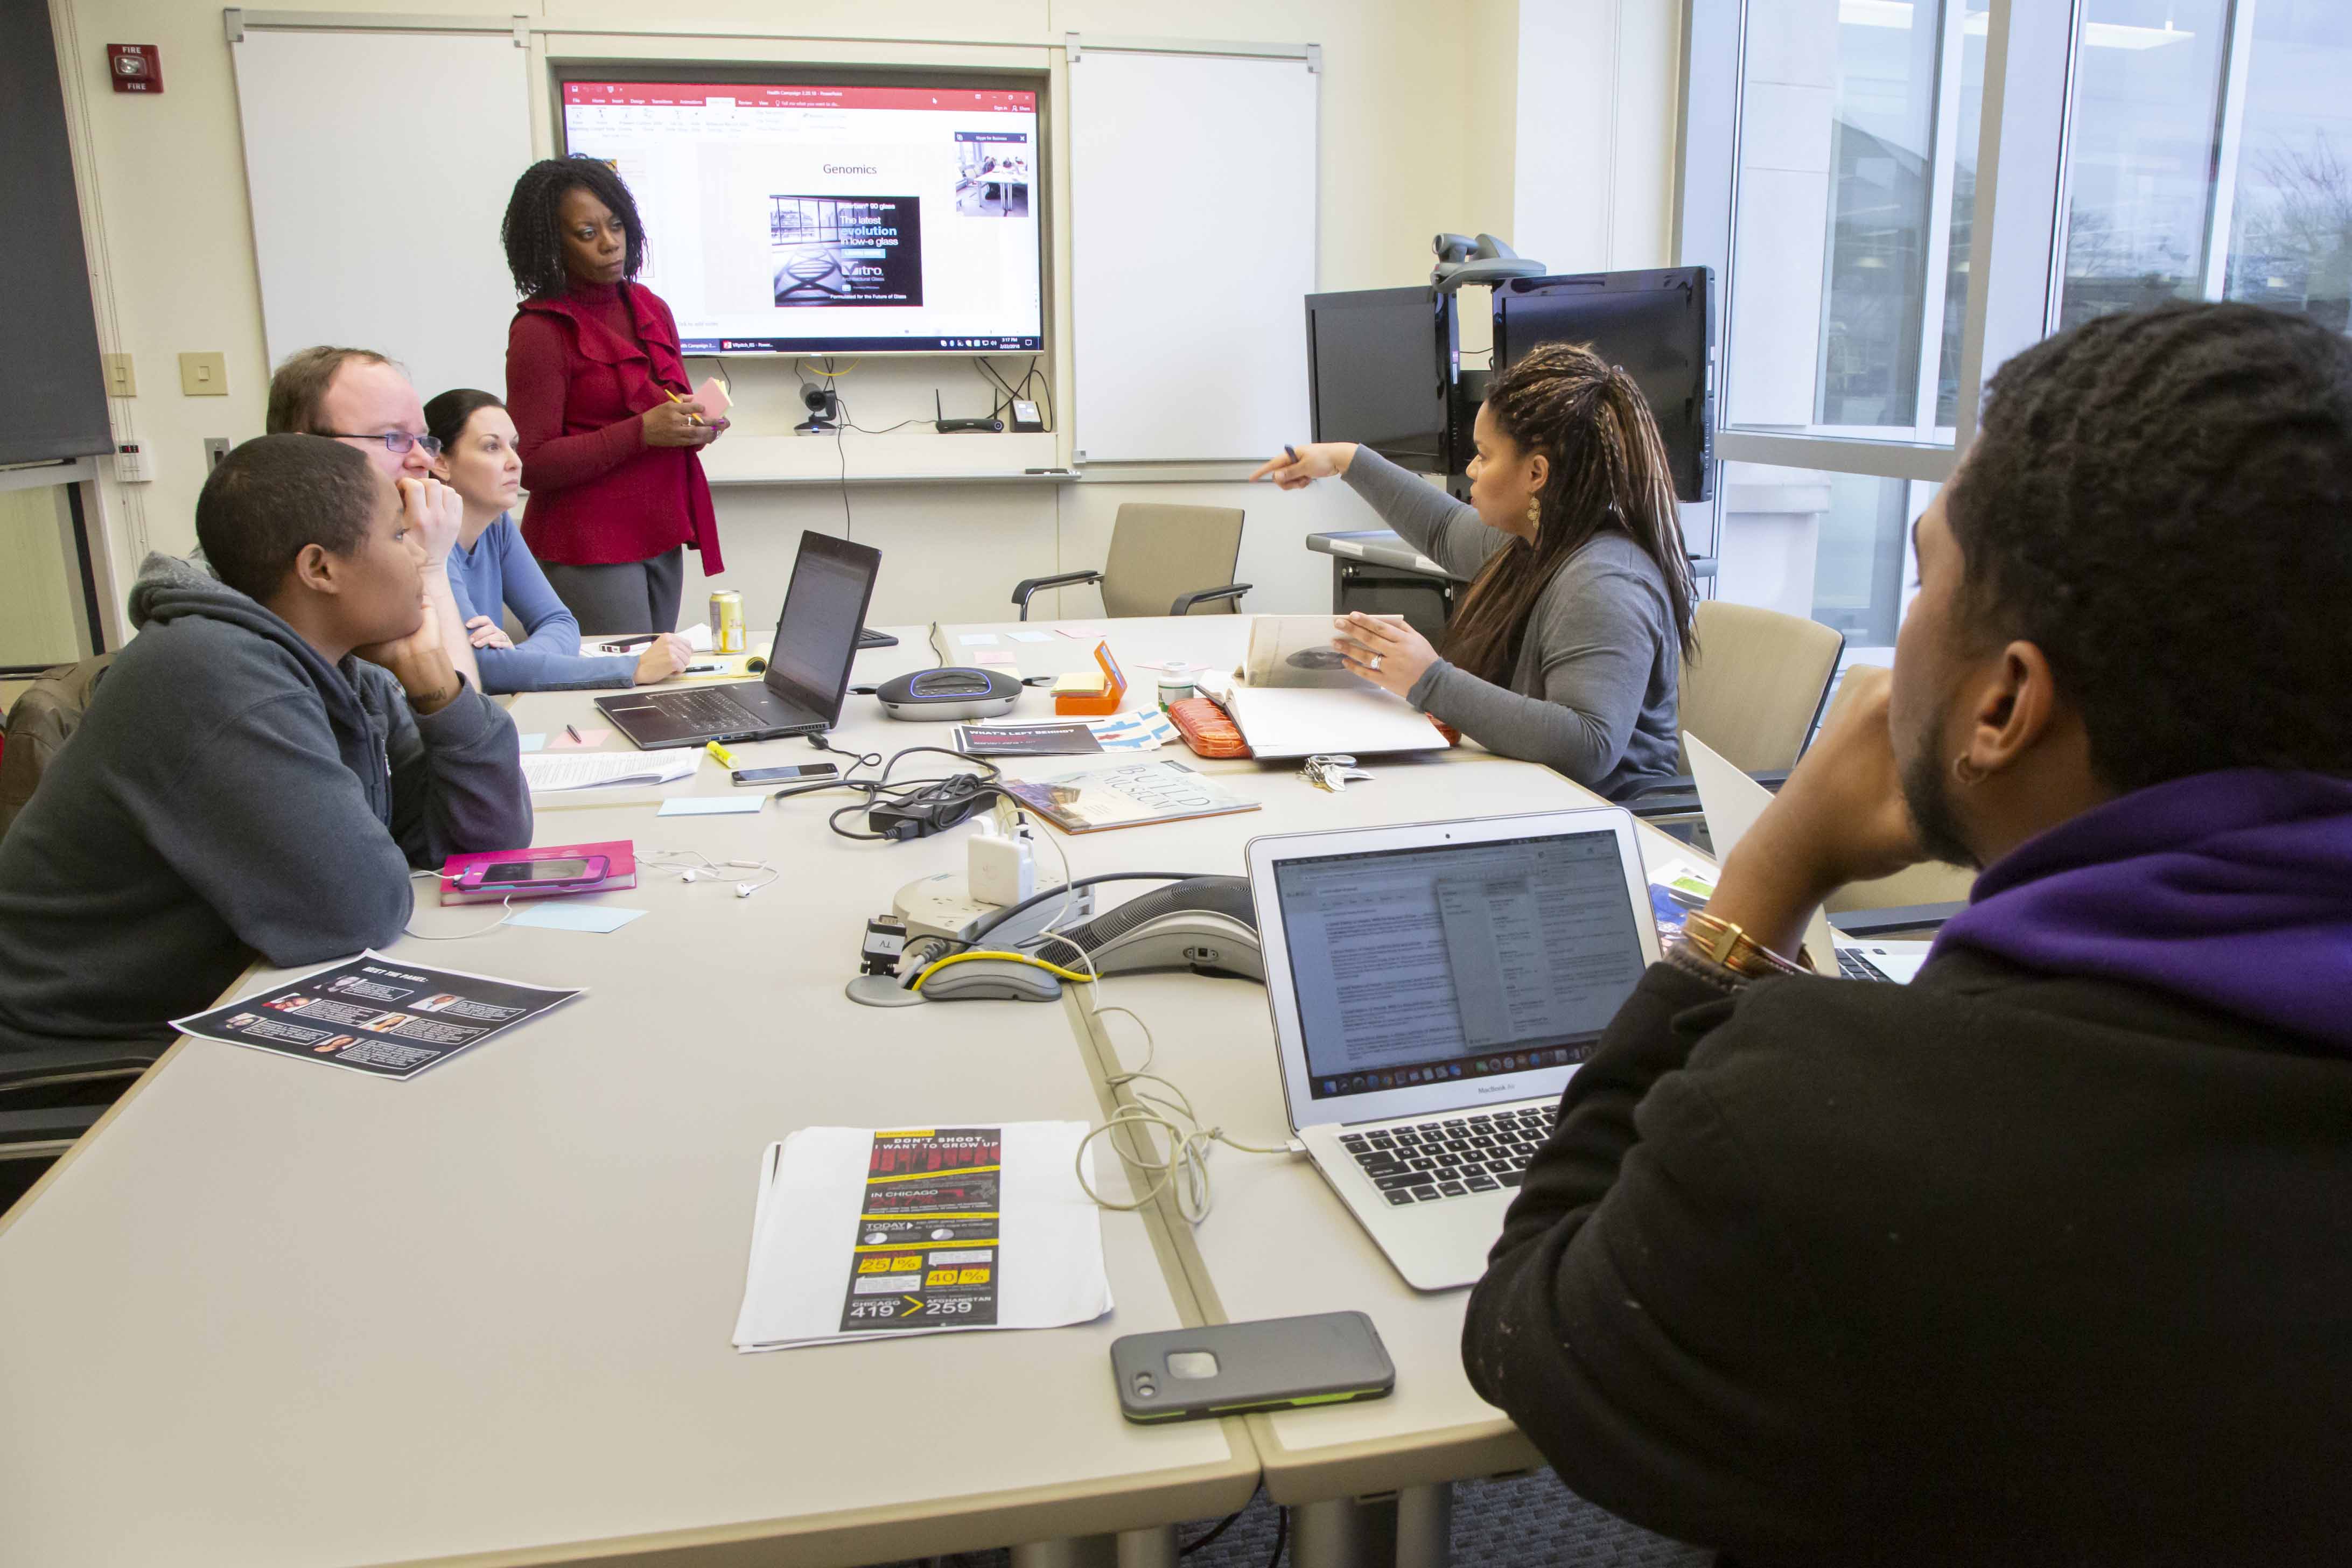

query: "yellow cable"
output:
800 357 863 377
909 950 1095 991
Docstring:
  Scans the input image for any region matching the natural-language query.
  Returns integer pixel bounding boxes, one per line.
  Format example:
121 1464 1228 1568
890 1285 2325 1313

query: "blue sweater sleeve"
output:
455 517 641 694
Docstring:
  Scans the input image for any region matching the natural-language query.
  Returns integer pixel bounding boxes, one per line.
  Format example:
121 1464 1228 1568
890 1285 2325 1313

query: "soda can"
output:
710 590 745 654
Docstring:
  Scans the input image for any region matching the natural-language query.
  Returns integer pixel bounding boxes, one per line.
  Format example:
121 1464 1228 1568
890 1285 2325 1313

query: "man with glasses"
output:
265 346 479 691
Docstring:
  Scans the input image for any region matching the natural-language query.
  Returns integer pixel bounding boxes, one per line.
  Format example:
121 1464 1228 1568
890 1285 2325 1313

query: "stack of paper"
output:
521 751 698 792
733 1122 1112 1352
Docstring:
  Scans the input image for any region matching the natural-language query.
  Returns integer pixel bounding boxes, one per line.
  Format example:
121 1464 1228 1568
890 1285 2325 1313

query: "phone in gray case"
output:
1110 1310 1396 1423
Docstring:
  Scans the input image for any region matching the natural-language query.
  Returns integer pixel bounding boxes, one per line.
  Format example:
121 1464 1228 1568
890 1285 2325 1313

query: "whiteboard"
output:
232 29 533 406
1069 47 1318 464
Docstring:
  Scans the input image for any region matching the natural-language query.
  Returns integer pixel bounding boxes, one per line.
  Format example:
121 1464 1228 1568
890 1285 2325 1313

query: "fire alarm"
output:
108 45 163 94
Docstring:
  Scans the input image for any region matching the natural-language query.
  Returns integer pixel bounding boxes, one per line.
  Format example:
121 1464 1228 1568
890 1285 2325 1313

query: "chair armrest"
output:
0 1047 155 1097
1170 582 1251 617
1011 570 1103 620
0 1102 105 1156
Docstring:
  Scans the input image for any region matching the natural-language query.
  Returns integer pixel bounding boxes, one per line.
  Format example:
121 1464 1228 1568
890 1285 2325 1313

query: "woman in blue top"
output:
422 389 692 693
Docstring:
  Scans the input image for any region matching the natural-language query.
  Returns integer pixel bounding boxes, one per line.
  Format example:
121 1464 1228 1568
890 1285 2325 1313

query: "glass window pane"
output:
1718 465 1930 654
2223 2 2352 332
1932 0 1989 428
2056 0 2233 331
1729 1 1968 440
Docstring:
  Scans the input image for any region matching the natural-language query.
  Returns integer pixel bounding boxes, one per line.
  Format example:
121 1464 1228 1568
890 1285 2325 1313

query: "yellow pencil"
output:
666 388 705 425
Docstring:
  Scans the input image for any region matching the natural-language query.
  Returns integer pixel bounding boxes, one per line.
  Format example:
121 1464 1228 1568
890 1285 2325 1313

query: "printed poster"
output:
172 951 582 1081
841 1128 1002 1333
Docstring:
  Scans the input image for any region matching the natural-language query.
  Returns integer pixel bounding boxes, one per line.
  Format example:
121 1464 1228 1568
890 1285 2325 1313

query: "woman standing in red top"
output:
501 157 724 634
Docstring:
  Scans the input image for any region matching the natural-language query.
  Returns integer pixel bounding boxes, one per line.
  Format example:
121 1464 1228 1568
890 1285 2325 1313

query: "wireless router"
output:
934 389 1004 434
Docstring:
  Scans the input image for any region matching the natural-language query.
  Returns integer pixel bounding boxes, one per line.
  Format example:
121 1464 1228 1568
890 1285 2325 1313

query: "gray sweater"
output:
0 555 534 1066
1342 449 1681 799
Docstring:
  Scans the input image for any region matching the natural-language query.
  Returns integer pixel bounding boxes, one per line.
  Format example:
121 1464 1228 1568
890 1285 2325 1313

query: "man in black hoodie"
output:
1462 302 2352 1564
0 435 533 1076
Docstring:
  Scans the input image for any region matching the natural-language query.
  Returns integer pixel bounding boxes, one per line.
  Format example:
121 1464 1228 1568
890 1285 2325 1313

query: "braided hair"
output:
1950 299 2352 790
1443 342 1698 685
500 157 646 300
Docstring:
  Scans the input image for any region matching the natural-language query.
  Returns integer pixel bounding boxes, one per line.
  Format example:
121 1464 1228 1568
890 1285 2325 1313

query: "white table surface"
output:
0 625 1261 1568
0 614 1708 1562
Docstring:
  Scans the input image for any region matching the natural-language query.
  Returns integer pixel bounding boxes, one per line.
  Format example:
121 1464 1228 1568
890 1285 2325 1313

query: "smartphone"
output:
1110 1311 1395 1424
458 855 608 892
733 764 839 786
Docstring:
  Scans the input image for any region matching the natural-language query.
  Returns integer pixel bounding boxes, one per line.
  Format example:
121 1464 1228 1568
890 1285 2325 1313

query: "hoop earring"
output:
1952 754 1985 787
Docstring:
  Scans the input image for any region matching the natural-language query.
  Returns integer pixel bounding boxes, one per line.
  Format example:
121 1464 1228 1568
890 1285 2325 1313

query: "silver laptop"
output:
1685 733 1930 983
1246 810 1661 1291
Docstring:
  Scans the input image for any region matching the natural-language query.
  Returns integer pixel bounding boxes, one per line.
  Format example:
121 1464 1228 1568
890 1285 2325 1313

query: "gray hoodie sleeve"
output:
1408 559 1673 789
136 691 424 967
1341 446 1514 580
378 677 536 869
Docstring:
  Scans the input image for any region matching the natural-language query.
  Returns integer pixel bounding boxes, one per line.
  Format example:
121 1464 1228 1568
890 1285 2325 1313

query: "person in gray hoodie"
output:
0 434 533 1073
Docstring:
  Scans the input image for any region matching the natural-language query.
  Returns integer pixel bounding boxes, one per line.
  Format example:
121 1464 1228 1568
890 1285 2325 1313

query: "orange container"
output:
1052 641 1130 716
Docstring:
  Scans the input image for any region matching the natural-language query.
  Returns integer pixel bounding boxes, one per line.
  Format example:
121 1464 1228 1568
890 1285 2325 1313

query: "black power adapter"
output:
867 776 998 840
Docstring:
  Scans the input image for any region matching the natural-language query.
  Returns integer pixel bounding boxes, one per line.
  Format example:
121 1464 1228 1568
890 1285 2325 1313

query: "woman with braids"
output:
1252 342 1695 799
501 156 723 634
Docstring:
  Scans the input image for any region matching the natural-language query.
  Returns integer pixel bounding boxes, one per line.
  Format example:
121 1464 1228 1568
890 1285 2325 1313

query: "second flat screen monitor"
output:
1304 286 1451 474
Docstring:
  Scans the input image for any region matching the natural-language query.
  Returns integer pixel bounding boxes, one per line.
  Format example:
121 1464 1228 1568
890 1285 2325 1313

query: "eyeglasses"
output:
319 430 443 459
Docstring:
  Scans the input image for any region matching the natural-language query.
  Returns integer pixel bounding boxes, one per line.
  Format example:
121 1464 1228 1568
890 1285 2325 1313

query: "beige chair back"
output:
1100 503 1246 617
1678 600 1845 773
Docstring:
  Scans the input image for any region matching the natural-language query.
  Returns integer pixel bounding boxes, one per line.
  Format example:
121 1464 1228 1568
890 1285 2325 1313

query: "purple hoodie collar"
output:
1931 769 2352 1051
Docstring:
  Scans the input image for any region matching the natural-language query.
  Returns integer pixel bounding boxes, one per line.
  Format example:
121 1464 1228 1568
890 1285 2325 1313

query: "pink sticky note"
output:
694 376 731 417
548 726 612 750
974 650 1018 666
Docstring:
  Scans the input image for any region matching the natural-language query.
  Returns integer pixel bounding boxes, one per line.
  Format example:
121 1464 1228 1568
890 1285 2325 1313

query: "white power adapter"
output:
968 816 1037 907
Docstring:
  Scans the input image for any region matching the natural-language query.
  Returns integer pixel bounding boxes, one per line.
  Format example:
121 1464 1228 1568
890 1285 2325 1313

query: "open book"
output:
1193 670 1449 760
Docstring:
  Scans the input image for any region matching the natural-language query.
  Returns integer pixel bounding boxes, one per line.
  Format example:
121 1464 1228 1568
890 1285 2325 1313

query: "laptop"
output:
596 531 880 751
1246 810 1661 1291
1685 732 1931 983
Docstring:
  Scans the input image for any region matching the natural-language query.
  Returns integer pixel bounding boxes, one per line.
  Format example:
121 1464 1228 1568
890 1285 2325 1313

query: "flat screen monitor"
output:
1304 286 1453 474
1491 267 1714 502
558 79 1045 355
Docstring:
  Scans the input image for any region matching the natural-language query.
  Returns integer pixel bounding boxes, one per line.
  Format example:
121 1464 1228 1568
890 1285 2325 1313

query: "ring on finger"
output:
1370 653 1384 671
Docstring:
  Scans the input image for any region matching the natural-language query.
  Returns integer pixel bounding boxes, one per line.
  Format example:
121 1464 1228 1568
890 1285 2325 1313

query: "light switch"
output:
179 351 228 396
102 353 136 396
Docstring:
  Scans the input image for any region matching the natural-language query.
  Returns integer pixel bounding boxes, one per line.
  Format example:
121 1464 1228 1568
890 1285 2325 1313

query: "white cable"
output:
1019 827 1287 1225
403 872 519 940
641 848 781 898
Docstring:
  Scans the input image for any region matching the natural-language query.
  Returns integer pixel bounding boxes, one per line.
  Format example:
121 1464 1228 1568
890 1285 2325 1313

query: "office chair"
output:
1625 599 1844 822
0 1047 155 1212
1012 502 1252 620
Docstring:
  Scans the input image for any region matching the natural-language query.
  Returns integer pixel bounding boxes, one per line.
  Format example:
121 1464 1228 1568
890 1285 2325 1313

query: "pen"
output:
706 740 739 769
565 724 582 744
683 662 724 675
600 634 658 652
1285 444 1300 465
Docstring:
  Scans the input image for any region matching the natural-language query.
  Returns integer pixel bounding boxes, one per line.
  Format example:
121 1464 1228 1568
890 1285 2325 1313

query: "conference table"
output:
0 615 1705 1568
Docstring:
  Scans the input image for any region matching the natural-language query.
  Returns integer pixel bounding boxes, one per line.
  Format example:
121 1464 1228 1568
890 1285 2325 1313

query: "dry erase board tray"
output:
698 431 1067 487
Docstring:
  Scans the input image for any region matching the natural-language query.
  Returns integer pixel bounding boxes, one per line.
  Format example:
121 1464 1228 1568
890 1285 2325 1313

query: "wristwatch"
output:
1677 909 1808 981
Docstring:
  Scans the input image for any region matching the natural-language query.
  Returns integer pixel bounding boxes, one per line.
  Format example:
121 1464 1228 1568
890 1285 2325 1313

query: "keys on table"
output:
1343 1105 1555 1205
1302 754 1376 793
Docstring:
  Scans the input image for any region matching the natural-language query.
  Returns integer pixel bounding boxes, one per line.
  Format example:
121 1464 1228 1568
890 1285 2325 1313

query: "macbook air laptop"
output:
597 531 880 751
1685 732 1931 983
1246 809 1661 1291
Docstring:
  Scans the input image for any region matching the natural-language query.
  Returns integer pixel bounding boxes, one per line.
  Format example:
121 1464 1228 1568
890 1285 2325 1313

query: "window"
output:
1726 0 1986 444
2057 0 2234 330
2222 2 2352 332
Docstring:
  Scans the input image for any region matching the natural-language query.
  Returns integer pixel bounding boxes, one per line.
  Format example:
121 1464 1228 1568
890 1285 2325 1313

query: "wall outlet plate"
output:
204 437 231 470
102 354 136 397
179 352 228 396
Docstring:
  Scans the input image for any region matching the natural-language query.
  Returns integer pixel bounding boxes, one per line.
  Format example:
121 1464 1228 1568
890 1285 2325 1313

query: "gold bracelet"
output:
1678 910 1807 981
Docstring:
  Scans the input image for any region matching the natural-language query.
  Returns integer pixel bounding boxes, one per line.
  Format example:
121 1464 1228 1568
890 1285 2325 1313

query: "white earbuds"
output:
679 869 699 883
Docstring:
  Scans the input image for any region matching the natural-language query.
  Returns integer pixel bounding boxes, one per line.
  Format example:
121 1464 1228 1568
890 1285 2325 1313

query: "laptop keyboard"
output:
659 687 769 731
1340 1104 1556 1206
1837 948 1889 982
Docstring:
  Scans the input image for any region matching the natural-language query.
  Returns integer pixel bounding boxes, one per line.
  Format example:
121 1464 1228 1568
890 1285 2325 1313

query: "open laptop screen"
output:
1270 829 1648 1102
765 531 880 719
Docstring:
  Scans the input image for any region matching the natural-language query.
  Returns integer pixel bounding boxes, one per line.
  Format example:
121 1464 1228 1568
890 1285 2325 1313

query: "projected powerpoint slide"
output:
562 83 1044 354
769 196 923 306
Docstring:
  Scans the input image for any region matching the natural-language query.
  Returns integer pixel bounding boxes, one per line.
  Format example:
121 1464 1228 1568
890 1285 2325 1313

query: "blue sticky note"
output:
519 733 547 752
657 794 764 816
507 903 647 933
